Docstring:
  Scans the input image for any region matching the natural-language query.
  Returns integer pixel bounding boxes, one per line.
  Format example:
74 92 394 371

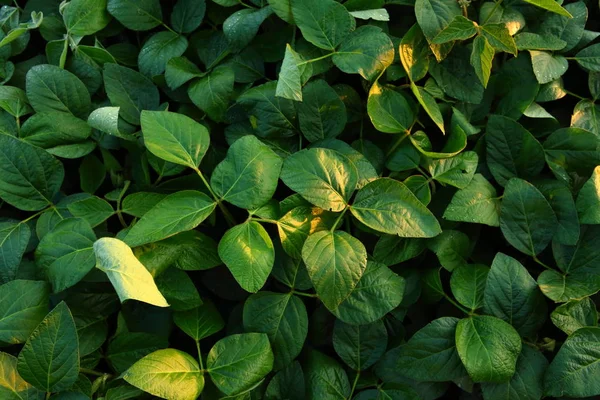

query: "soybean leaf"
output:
188 66 234 122
290 0 354 51
443 174 501 227
0 221 30 284
298 79 347 143
367 82 415 134
0 280 49 344
450 264 489 311
174 300 224 341
333 320 387 371
551 298 598 335
107 0 163 31
0 352 45 400
63 0 111 36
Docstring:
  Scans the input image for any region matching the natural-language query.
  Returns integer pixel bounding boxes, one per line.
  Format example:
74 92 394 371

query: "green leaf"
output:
537 180 580 246
443 174 501 227
431 16 477 44
138 31 188 78
551 298 598 335
427 230 469 271
367 82 415 133
0 221 30 283
123 349 204 400
410 128 467 159
0 133 64 211
21 112 91 152
281 148 357 212
17 302 79 392
333 25 394 81
450 264 489 311
575 44 600 72
165 57 204 90
455 315 522 383
290 0 354 51
141 110 209 169
480 346 548 400
539 1 587 53
265 361 305 400
404 175 431 205
0 352 45 400
470 35 494 88
218 221 275 293
530 50 568 84
75 315 107 357
223 6 273 52
173 300 224 340
429 46 484 103
67 196 114 227
243 292 308 370
171 0 205 33
0 86 32 117
331 261 405 325
304 350 350 400
188 66 234 122
414 0 461 48
26 64 91 119
394 317 467 382
400 24 431 82
298 80 346 142
211 135 282 209
124 191 216 248
121 192 167 218
103 64 159 125
425 151 478 189
373 235 426 266
500 178 557 256
333 319 387 371
237 81 297 138
302 230 367 310
410 82 445 133
276 44 312 101
63 0 111 36
35 218 96 292
0 280 49 344
154 268 201 311
485 115 545 186
107 333 168 373
93 237 169 307
480 24 517 55
483 253 547 338
575 166 600 224
349 8 389 21
350 178 441 237
515 32 567 51
207 333 274 396
277 206 336 259
522 0 572 18
107 0 163 31
544 327 600 398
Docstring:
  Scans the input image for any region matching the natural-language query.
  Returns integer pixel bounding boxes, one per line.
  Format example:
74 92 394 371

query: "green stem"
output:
292 290 317 298
59 36 68 69
45 392 51 400
348 371 361 400
80 368 106 377
116 180 131 229
330 207 348 232
444 293 471 315
196 340 204 370
296 52 336 66
533 255 554 271
385 131 410 157
251 217 279 225
193 168 236 227
161 22 177 35
239 0 255 8
15 116 20 135
565 90 586 101
21 207 49 224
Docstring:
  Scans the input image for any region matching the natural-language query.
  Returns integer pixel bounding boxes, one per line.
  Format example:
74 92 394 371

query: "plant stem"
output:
116 180 131 229
296 52 336 66
330 207 348 232
533 255 554 271
15 116 20 135
251 217 279 225
20 207 49 224
194 168 236 227
161 22 177 35
80 368 106 377
483 0 503 24
292 290 317 298
45 392 51 400
564 90 586 101
196 340 204 370
348 371 361 400
444 293 471 315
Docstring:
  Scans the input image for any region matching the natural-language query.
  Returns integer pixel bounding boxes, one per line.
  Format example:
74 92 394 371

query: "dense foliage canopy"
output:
1 0 600 399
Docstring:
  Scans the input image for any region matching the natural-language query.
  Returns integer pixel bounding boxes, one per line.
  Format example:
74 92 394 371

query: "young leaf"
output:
544 327 600 398
207 333 274 396
280 148 358 212
138 31 188 78
350 178 441 237
302 230 367 310
93 237 169 307
290 0 354 51
414 0 461 45
450 264 489 311
17 302 79 392
480 24 517 55
218 221 275 293
124 191 216 248
483 253 547 337
530 50 569 84
431 16 477 44
276 44 312 101
455 315 522 383
123 349 204 400
500 178 557 256
470 35 494 88
243 292 308 370
107 0 163 31
444 174 501 227
211 135 282 209
188 66 235 122
63 0 111 36
0 280 49 345
551 298 598 335
141 110 210 169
